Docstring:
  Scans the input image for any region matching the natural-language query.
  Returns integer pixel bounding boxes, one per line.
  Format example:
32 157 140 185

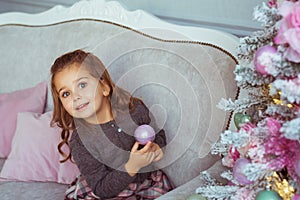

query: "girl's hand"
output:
150 142 164 162
125 142 156 176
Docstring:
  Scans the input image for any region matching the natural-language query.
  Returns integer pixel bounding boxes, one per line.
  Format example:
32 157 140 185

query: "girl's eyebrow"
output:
74 77 88 83
57 77 88 94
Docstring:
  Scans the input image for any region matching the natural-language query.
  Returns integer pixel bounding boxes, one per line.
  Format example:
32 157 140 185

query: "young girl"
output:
50 49 174 199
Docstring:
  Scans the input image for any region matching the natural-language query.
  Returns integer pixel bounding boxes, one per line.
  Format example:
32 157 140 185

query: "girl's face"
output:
53 64 112 124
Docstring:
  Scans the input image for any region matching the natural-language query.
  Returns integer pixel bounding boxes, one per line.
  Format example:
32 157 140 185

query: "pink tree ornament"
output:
274 0 300 63
233 158 254 185
254 45 278 75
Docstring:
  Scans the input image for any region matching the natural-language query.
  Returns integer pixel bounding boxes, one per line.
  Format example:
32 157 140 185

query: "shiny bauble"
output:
134 124 155 145
233 158 254 185
254 45 277 75
186 194 206 200
234 113 253 129
255 190 282 200
234 113 243 129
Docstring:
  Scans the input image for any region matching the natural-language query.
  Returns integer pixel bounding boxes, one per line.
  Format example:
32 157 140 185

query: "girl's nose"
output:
73 91 81 101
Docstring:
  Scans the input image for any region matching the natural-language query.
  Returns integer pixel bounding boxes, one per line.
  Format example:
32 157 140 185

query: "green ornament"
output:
234 113 243 128
255 190 282 200
241 114 253 124
234 113 253 129
186 193 206 200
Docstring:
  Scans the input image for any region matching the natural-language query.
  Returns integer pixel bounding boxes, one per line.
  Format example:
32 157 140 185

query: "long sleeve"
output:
70 132 135 198
153 129 167 148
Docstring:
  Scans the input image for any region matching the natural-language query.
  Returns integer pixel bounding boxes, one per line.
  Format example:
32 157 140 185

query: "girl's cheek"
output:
67 102 74 111
62 100 73 111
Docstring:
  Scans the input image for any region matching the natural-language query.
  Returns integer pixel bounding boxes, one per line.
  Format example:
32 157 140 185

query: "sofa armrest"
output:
156 160 228 200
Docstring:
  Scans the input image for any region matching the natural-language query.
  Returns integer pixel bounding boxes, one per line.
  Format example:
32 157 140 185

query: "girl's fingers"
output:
140 142 152 153
146 151 156 162
153 152 163 162
131 142 140 153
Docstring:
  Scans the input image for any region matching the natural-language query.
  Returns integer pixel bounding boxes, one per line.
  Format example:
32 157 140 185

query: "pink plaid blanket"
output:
65 170 174 200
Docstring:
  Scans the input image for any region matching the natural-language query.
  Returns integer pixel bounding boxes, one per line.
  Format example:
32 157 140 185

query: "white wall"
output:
0 0 265 36
108 0 265 36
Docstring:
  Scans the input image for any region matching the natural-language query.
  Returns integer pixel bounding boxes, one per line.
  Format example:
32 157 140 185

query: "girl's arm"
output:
153 129 167 148
70 132 135 199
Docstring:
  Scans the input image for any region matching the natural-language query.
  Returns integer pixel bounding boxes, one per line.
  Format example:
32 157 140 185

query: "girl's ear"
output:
103 89 109 97
100 79 110 97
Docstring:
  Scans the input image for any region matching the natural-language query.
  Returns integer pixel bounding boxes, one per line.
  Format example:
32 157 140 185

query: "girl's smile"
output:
75 102 90 112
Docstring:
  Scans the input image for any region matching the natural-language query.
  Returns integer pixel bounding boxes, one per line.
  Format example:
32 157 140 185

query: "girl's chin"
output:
76 115 99 124
73 111 93 120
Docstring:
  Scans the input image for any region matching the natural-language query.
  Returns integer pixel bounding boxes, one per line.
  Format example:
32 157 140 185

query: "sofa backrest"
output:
0 0 239 187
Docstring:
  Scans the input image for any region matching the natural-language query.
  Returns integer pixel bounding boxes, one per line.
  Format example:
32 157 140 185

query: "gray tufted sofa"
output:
0 0 239 199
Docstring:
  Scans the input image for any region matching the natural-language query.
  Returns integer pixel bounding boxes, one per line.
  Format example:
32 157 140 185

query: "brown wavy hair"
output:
50 49 137 162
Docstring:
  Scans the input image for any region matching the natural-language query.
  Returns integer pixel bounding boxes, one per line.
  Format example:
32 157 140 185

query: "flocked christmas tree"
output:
195 0 300 199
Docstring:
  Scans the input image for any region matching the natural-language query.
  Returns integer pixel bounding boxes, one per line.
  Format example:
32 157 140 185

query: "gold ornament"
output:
267 172 295 200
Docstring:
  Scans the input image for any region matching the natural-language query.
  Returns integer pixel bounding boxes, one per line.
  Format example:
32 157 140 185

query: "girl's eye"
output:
79 82 86 89
62 91 70 98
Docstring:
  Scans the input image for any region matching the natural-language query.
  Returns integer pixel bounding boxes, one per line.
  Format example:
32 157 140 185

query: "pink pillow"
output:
0 111 80 184
0 81 47 158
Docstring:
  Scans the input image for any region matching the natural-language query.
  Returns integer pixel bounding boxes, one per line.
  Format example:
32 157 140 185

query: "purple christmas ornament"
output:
254 45 277 75
134 124 155 145
233 158 254 185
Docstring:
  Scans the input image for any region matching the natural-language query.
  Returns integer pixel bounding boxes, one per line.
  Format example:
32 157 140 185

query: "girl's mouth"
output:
76 102 89 111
